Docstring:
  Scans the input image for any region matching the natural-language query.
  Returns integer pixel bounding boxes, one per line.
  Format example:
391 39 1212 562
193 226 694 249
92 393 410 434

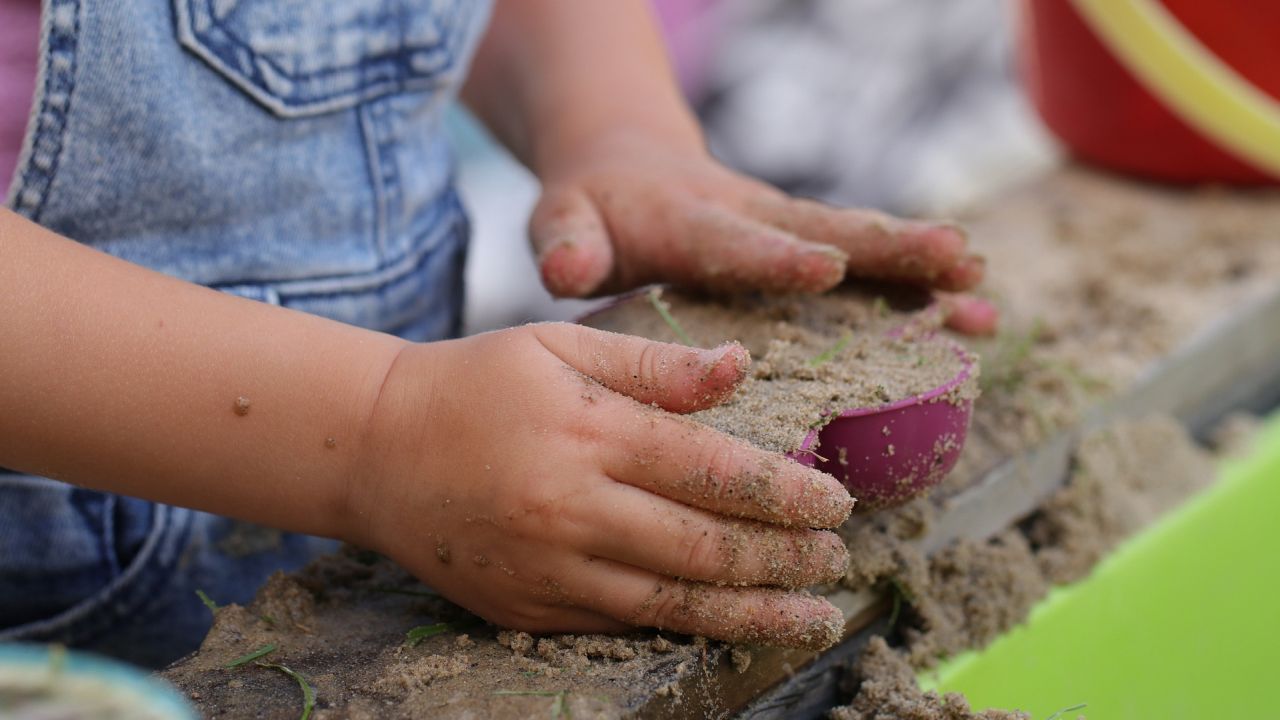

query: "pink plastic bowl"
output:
785 336 975 511
578 291 976 510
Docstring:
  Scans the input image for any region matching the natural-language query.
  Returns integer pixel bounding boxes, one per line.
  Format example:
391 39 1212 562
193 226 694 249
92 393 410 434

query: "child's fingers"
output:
570 481 848 588
747 196 983 290
531 323 750 414
530 186 615 298
496 605 633 636
933 254 987 293
938 292 1000 336
561 557 845 650
669 205 848 294
601 407 854 529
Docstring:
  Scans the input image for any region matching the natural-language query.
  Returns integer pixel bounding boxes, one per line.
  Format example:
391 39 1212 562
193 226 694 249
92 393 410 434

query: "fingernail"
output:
798 246 849 290
809 532 850 584
814 244 850 264
918 220 968 241
700 342 751 384
776 595 844 650
942 295 1000 336
905 222 968 267
538 237 603 298
797 599 845 650
826 534 851 580
936 253 987 292
794 468 855 528
536 235 577 261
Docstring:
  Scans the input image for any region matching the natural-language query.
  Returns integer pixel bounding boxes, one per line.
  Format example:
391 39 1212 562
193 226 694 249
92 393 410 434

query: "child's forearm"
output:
0 209 405 539
462 0 704 175
0 210 858 646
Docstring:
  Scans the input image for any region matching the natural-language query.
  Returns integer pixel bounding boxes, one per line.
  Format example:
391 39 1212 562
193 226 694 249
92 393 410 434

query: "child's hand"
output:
529 130 997 335
348 323 854 648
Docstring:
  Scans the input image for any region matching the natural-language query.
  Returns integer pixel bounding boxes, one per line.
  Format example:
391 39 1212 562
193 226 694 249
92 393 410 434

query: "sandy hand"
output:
349 323 854 649
529 130 998 335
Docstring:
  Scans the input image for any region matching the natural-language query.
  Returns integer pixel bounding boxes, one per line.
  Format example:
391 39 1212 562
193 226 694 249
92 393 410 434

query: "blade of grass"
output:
553 691 571 719
495 689 572 717
257 662 315 720
224 643 276 669
808 331 853 367
646 288 694 346
1045 703 1087 720
886 577 915 632
887 586 903 631
405 622 454 647
195 589 219 615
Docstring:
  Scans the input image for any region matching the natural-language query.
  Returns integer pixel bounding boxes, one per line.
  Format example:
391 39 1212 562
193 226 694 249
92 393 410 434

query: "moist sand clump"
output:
828 415 1218 716
584 287 975 453
161 546 710 719
828 637 1028 720
1024 416 1215 586
867 416 1214 665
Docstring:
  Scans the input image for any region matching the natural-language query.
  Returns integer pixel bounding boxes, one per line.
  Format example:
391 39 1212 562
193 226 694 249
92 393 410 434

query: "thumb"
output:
529 187 615 298
531 323 750 413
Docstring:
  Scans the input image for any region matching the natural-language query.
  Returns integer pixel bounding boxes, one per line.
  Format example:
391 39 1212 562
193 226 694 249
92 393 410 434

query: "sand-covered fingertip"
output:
741 592 845 651
794 596 846 651
692 341 752 409
791 243 850 292
696 454 855 529
783 463 857 529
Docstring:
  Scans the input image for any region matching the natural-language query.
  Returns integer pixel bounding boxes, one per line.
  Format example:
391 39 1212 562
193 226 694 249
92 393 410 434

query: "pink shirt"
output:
1 0 40 200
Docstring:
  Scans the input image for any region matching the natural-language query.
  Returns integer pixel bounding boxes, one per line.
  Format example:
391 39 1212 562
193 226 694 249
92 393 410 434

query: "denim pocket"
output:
173 0 483 117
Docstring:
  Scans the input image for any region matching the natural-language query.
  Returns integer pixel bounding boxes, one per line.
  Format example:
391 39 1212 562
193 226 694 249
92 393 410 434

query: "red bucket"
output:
1018 0 1280 184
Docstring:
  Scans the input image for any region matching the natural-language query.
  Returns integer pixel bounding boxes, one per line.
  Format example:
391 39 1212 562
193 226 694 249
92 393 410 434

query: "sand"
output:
584 287 975 454
818 167 1280 717
161 417 1213 720
161 168 1280 718
828 637 1027 720
161 546 708 719
826 415 1218 717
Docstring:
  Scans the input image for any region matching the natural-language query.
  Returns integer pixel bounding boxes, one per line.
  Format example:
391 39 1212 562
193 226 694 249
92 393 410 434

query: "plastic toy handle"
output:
1072 0 1280 179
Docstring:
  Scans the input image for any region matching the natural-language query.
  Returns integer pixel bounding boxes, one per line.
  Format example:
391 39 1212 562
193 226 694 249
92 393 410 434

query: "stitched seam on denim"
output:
370 98 401 263
0 505 193 646
10 0 80 221
207 189 465 295
66 489 112 585
184 0 462 111
446 204 469 339
359 104 389 261
200 0 448 84
2 6 48 208
173 1 446 117
228 214 462 302
100 494 121 576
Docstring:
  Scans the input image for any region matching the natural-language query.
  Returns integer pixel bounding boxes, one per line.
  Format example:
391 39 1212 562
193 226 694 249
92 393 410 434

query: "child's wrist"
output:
335 340 441 551
532 113 706 181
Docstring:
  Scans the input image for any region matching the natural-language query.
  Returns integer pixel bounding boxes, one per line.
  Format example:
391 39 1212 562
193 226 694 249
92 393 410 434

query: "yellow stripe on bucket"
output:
1072 0 1280 178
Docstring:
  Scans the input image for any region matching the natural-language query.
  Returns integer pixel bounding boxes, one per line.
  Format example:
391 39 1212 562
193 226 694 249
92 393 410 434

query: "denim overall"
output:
1 0 492 667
